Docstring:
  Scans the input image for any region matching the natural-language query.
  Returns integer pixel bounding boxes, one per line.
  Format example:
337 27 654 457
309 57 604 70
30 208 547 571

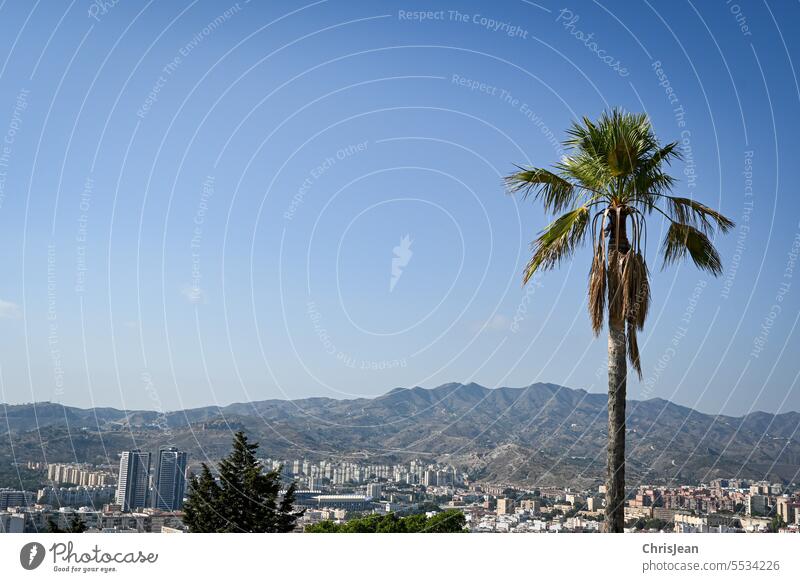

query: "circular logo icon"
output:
19 542 46 570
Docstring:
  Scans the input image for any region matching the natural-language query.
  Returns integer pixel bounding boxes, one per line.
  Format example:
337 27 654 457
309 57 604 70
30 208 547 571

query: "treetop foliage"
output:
182 431 303 533
305 509 467 533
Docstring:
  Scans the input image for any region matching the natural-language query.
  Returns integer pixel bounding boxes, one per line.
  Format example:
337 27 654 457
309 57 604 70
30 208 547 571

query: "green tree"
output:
305 509 467 533
422 510 468 532
506 109 733 532
68 516 86 533
409 501 442 515
46 518 64 533
769 514 786 533
304 519 340 532
182 431 304 532
182 464 222 532
626 517 646 530
644 518 668 531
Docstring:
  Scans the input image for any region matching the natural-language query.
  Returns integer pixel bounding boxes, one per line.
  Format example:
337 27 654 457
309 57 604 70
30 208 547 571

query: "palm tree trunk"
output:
605 207 629 533
605 319 627 532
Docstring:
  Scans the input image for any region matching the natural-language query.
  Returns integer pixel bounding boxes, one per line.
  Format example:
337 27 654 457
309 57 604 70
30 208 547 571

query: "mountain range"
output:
2 382 799 488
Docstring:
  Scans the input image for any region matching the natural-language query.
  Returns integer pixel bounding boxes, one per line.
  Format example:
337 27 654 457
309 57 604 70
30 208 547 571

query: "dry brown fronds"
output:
607 249 624 323
588 240 606 335
627 320 642 378
621 251 650 331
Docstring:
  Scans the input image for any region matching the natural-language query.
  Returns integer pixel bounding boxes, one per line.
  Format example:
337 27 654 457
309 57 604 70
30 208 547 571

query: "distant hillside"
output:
3 382 799 488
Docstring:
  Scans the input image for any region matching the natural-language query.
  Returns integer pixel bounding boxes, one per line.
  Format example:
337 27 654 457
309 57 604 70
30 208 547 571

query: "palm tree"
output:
506 109 733 532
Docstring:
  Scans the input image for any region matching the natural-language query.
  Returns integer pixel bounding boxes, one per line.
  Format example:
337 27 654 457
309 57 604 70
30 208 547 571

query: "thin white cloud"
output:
0 299 21 319
472 314 511 333
181 285 206 304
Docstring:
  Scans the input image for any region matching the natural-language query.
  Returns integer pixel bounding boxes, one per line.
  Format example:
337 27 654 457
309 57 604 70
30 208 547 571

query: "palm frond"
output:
643 142 682 169
663 196 735 234
627 320 642 378
606 249 624 322
505 167 578 214
588 238 606 335
661 222 723 275
523 206 590 283
621 251 650 330
608 248 647 376
565 110 653 159
564 116 598 154
557 153 611 193
630 146 678 205
607 119 648 177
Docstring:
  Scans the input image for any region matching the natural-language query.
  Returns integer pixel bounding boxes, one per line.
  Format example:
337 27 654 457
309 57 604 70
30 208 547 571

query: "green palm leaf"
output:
505 166 579 213
523 205 590 283
661 222 723 275
665 196 735 234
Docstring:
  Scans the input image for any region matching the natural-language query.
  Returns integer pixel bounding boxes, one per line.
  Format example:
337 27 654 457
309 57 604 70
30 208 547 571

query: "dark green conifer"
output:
182 431 303 532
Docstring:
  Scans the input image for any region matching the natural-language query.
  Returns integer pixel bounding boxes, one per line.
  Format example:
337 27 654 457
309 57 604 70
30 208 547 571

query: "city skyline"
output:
152 447 187 512
3 449 800 534
115 450 152 512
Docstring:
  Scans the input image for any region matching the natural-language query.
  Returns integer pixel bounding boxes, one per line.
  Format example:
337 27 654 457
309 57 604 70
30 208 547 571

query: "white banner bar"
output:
1 533 798 581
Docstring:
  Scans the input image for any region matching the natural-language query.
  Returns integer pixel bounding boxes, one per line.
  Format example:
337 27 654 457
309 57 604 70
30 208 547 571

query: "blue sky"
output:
0 0 798 415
